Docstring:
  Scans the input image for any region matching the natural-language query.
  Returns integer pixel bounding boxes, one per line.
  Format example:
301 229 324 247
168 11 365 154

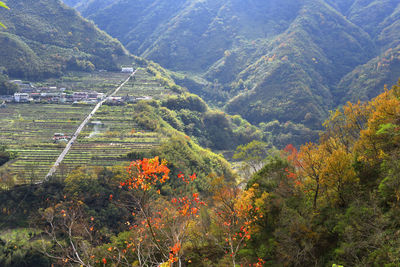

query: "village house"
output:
73 92 88 101
121 67 134 73
105 96 124 105
88 92 105 100
14 93 30 103
53 133 71 143
0 95 14 103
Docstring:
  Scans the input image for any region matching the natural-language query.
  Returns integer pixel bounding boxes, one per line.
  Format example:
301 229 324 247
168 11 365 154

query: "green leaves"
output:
0 1 9 10
0 1 9 29
376 123 396 135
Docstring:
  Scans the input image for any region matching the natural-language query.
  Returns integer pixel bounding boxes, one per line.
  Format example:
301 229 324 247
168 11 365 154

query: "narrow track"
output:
44 70 137 180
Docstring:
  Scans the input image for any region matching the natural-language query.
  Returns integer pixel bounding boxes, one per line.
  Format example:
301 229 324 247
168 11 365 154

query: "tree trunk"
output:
313 181 319 210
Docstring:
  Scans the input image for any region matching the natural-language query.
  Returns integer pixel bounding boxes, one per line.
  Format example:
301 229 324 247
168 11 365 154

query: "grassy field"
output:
0 68 175 184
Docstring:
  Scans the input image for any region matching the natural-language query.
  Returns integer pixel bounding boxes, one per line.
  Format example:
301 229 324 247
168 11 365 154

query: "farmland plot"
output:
38 71 131 94
0 104 92 184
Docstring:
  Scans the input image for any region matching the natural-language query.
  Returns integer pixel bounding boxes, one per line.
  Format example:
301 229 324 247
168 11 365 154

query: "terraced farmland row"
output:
115 68 176 98
41 71 132 94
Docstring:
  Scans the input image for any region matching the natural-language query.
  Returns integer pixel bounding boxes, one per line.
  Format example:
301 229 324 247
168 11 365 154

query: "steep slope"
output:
333 0 400 102
0 0 129 79
222 0 374 128
66 0 400 145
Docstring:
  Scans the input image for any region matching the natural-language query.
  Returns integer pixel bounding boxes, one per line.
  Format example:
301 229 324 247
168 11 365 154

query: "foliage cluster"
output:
0 73 18 95
131 96 263 151
242 80 400 266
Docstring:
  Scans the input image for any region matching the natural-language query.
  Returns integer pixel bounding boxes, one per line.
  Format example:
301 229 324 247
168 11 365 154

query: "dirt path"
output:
44 70 137 180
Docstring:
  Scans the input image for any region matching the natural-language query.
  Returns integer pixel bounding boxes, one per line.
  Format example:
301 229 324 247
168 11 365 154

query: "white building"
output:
121 67 134 73
14 93 30 103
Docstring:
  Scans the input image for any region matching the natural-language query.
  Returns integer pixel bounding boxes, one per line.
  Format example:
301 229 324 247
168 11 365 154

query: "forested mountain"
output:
64 0 400 143
0 0 130 79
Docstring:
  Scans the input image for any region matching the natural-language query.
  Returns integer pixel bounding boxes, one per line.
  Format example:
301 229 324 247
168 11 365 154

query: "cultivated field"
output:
0 104 93 183
38 71 131 94
0 68 175 184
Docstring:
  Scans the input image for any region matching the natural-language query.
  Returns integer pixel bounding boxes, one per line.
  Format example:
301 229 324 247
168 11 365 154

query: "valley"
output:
1 0 400 266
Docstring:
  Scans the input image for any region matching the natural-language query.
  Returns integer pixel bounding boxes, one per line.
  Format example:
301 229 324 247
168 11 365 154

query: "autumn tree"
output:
107 157 205 266
209 177 262 267
39 200 99 266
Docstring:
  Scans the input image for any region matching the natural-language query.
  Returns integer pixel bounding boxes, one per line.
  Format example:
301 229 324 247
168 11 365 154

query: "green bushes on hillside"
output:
0 74 18 95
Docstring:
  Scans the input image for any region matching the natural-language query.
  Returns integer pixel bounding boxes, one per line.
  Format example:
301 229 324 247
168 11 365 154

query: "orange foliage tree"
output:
107 157 205 266
210 177 262 267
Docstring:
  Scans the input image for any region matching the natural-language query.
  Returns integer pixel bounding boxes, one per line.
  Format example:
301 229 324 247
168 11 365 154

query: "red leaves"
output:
189 173 197 181
170 242 181 255
177 172 197 183
253 258 266 267
170 194 205 217
122 157 170 191
169 242 181 264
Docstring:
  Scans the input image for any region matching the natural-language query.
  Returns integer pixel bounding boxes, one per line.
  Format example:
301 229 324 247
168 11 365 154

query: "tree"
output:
210 177 262 267
108 157 205 266
233 140 271 177
0 74 18 95
39 200 100 266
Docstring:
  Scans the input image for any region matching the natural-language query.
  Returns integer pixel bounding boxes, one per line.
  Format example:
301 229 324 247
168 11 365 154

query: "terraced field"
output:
56 106 163 176
40 71 131 94
0 104 93 183
0 68 176 184
52 68 174 177
115 68 172 98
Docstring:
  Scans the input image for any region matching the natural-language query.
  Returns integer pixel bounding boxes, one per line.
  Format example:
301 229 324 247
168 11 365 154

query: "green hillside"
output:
0 0 130 79
70 0 400 145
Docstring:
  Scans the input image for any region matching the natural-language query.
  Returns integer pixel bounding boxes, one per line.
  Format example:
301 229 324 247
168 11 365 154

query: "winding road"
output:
44 70 137 180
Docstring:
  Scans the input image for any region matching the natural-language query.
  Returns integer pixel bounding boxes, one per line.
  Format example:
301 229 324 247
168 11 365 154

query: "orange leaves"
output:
253 258 266 267
168 242 181 265
177 172 197 184
171 194 205 217
114 158 204 265
170 242 181 255
122 157 170 191
212 182 261 263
